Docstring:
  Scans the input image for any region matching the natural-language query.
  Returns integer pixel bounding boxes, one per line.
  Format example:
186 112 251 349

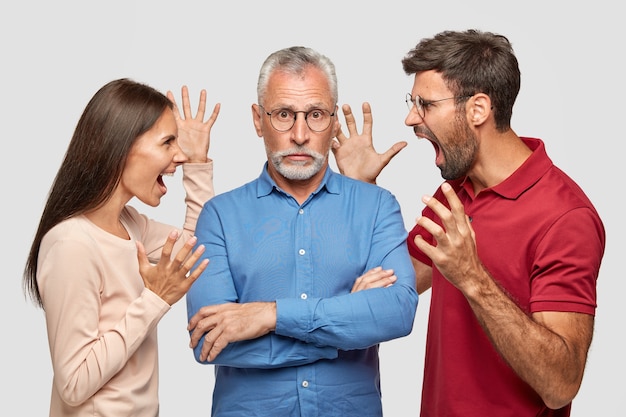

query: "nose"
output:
404 106 424 127
291 112 310 145
172 142 189 164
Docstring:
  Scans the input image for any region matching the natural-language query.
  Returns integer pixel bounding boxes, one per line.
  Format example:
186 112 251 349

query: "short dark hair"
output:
402 29 520 131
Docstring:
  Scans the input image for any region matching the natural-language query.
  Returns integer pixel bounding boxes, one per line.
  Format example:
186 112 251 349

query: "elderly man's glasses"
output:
405 93 472 118
259 105 335 132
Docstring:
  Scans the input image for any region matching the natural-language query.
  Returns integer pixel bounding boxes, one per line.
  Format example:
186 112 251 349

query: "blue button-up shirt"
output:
187 164 418 417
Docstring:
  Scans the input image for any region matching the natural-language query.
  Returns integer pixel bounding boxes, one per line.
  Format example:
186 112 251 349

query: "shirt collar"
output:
256 162 340 198
460 137 553 200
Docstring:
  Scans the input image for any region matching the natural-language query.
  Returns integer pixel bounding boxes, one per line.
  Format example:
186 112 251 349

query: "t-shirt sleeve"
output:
529 207 604 315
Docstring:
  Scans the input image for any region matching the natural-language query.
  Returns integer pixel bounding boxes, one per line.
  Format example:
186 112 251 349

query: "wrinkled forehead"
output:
263 67 334 109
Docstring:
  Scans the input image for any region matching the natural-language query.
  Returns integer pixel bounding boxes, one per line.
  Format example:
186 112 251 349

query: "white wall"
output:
3 1 621 415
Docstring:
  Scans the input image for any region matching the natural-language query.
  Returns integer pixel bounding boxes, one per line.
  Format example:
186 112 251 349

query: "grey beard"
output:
268 147 325 180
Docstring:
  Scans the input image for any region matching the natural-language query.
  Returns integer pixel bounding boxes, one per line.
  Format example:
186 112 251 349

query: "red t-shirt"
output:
408 138 605 417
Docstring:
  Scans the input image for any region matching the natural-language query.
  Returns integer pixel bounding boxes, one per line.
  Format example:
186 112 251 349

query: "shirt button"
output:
300 293 307 300
302 381 309 388
299 249 305 255
299 209 304 215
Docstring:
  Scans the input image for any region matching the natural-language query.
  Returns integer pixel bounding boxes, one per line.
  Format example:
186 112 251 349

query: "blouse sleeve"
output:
38 237 169 405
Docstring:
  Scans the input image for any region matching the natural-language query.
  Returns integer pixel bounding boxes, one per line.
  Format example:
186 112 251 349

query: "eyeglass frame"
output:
258 104 336 132
405 93 473 118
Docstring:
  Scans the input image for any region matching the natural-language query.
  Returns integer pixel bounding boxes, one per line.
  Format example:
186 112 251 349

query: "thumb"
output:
382 141 408 163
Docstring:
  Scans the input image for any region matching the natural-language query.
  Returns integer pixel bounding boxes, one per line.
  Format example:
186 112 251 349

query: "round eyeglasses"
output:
259 105 335 132
405 93 472 119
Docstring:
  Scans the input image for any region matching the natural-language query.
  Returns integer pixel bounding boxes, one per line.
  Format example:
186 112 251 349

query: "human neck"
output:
84 201 130 240
269 165 327 205
468 131 531 195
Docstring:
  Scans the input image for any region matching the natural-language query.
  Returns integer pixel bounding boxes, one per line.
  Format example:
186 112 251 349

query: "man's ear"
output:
467 93 491 126
331 105 340 137
252 104 263 137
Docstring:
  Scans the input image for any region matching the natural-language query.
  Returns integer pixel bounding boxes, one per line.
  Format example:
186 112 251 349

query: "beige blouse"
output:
37 162 213 417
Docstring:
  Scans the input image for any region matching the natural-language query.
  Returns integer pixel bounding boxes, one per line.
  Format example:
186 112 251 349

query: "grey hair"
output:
257 46 338 105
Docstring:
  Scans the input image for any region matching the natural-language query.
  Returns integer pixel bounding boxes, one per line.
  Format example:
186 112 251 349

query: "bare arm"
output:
412 256 432 295
332 102 407 184
468 283 593 409
414 182 592 409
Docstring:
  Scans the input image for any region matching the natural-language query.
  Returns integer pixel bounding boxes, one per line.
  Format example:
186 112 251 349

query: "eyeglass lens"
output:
269 108 333 132
405 93 424 118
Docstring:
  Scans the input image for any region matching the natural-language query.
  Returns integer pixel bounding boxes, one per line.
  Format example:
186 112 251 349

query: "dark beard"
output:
439 116 478 180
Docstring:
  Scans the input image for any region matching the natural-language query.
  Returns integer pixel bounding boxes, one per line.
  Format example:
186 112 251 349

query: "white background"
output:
2 1 622 416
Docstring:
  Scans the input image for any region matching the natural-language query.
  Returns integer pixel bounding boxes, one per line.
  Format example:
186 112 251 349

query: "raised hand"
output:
332 102 407 184
136 230 209 306
167 86 220 163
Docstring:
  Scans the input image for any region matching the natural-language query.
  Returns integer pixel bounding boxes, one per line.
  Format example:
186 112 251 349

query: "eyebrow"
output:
269 102 330 111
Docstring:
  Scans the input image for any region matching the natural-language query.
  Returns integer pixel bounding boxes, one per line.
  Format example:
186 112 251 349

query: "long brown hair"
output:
23 78 173 307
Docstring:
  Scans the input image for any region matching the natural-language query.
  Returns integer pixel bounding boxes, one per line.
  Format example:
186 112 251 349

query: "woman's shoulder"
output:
45 215 92 237
40 215 100 254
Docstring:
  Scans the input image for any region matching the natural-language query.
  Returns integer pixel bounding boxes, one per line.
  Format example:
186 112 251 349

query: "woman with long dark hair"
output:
23 78 219 417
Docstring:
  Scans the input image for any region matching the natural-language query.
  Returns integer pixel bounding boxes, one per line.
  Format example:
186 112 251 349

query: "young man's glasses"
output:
405 93 472 119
